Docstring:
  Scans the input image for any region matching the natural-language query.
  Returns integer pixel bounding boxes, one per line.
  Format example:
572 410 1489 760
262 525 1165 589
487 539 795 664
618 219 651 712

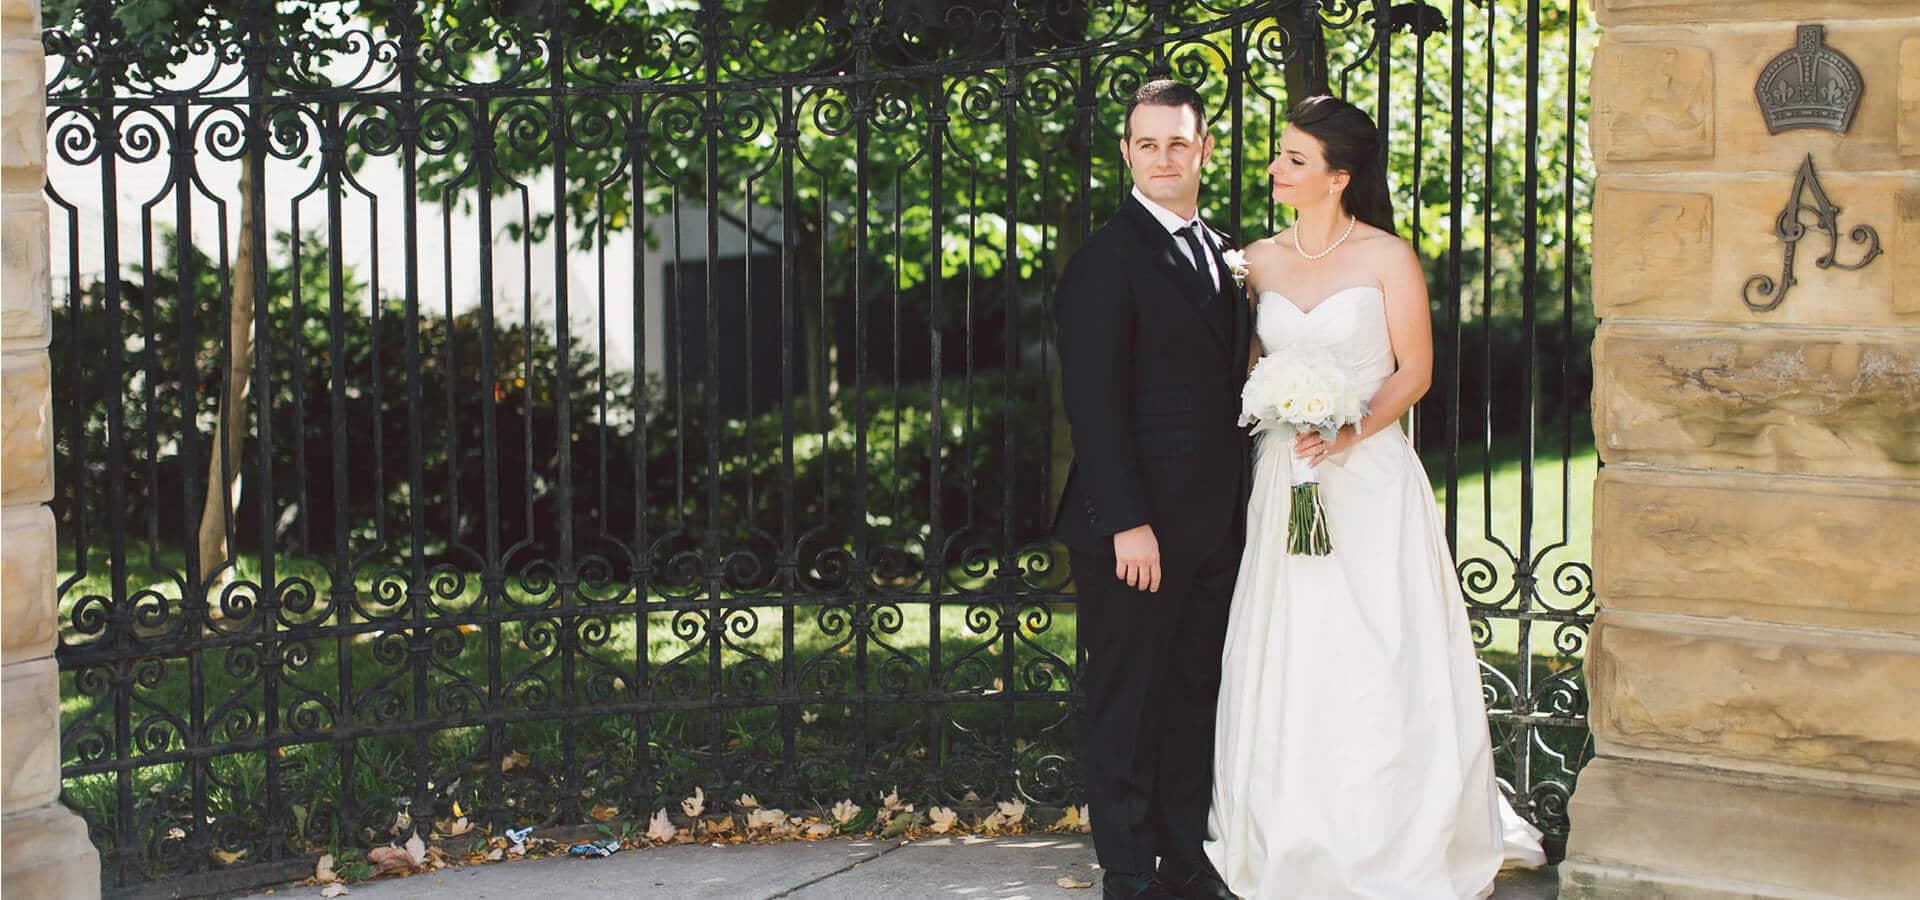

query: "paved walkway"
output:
241 836 1560 899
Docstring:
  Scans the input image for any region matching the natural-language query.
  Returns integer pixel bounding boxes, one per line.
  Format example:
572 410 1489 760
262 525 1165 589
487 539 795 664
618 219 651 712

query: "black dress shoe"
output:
1103 871 1180 900
1157 854 1236 900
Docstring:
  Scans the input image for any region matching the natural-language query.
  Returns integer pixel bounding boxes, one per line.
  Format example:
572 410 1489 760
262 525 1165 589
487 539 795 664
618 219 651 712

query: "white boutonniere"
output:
1222 247 1249 286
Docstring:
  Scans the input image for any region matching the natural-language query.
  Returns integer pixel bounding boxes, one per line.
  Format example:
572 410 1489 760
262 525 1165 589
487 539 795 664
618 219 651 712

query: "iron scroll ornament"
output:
1742 153 1882 313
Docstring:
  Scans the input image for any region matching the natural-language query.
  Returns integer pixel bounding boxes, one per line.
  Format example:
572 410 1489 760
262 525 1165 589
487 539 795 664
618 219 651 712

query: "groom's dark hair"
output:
1124 79 1207 140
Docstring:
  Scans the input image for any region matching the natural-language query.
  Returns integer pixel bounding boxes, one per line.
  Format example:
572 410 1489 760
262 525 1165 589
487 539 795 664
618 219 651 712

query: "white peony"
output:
1239 348 1371 468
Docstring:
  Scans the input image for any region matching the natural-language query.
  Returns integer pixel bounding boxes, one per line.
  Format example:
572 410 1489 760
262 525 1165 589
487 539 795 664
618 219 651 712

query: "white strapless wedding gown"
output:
1203 286 1545 899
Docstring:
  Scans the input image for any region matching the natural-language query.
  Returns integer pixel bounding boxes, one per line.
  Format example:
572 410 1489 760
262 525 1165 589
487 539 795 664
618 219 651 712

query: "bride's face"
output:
1267 127 1348 208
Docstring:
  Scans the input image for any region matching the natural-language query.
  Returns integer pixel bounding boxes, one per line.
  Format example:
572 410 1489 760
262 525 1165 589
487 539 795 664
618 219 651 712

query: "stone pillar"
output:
1566 1 1920 897
2 0 100 895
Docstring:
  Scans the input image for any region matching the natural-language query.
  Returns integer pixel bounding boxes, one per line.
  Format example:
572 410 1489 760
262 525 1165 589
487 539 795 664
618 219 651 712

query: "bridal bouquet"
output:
1239 350 1371 555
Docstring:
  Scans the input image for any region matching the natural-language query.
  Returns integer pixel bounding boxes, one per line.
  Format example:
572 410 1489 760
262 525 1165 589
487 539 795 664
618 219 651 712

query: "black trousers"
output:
1073 536 1239 876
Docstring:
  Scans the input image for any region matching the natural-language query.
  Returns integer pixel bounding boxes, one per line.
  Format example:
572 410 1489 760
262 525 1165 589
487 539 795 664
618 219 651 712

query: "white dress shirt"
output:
1131 185 1219 291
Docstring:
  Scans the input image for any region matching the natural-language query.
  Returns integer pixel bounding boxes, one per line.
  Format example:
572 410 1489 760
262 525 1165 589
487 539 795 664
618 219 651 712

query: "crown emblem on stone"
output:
1755 25 1862 134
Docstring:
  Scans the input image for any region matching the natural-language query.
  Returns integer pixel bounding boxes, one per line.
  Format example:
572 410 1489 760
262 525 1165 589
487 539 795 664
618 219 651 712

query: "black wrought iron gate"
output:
43 0 1593 893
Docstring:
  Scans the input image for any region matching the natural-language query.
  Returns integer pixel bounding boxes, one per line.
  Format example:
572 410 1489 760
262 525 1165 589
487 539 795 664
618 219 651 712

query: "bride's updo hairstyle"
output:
1286 95 1396 236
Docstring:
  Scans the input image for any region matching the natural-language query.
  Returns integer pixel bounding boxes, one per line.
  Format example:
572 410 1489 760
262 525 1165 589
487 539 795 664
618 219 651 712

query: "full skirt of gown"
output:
1202 419 1546 899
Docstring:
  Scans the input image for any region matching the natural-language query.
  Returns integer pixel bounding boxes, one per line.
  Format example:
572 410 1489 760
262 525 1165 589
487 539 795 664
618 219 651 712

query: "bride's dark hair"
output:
1286 95 1395 235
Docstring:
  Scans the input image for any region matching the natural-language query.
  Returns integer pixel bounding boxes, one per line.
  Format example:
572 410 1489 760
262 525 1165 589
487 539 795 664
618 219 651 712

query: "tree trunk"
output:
197 158 258 582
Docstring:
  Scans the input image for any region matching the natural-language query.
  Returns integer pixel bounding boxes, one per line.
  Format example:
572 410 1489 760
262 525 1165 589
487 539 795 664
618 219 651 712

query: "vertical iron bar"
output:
1515 0 1544 815
322 98 359 848
627 90 655 818
924 78 948 794
776 85 798 797
241 0 284 857
1445 0 1464 554
171 97 213 876
703 8 727 790
393 5 432 837
546 0 581 822
472 93 507 829
92 50 130 889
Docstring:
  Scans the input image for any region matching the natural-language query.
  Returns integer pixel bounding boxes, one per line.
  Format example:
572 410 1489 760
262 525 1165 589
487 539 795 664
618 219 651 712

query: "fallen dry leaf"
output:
804 823 835 838
403 833 428 865
485 847 504 861
928 806 958 834
320 884 351 898
211 848 247 865
501 750 530 773
1057 875 1093 889
831 799 861 825
590 805 619 822
646 808 677 844
367 846 416 877
1076 804 1092 833
746 808 786 831
314 853 338 883
434 816 473 837
996 798 1027 827
681 786 706 819
705 815 734 834
1052 806 1080 831
737 793 759 809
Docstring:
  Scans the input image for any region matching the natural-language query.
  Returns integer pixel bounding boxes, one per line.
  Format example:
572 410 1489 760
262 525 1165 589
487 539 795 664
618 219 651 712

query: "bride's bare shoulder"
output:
1351 226 1419 265
1244 234 1287 264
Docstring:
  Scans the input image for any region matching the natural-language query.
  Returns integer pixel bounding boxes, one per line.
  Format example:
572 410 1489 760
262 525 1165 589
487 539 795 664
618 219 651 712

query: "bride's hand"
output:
1294 425 1361 466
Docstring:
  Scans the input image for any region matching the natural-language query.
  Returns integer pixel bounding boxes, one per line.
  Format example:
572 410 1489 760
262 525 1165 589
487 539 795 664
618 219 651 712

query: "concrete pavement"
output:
239 836 1559 899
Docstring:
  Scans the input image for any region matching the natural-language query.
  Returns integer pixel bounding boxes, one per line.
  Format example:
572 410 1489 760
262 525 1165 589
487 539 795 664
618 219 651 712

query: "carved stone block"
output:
0 38 43 194
0 352 51 505
1593 185 1712 314
1562 757 1920 898
1592 324 1920 477
1596 468 1920 635
1 506 56 665
1589 617 1920 780
1592 41 1714 162
1 195 48 349
1 658 62 810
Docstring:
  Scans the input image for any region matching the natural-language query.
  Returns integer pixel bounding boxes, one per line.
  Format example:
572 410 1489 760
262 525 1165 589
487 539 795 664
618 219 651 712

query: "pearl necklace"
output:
1293 214 1356 261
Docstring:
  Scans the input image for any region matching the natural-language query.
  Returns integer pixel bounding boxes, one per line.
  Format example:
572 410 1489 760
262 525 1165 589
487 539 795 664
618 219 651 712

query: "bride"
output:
1202 96 1546 898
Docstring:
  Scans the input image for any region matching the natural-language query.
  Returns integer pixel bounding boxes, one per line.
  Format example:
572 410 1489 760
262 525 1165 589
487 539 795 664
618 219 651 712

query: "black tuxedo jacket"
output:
1051 194 1254 564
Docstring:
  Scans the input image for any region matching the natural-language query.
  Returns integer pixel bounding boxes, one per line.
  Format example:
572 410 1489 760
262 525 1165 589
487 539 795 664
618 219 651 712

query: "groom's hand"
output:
1112 524 1162 593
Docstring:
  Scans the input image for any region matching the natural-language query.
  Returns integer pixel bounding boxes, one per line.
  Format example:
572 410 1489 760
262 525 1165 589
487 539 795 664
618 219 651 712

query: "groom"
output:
1053 80 1250 900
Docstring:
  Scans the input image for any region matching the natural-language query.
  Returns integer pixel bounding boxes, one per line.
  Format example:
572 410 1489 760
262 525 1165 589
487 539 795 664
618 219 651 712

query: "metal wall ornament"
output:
1743 153 1883 312
1755 24 1863 135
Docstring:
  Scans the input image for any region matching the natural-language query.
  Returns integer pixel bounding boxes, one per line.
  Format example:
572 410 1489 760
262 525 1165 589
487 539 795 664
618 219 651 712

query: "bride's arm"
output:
1246 288 1262 377
1294 241 1432 464
1243 240 1274 377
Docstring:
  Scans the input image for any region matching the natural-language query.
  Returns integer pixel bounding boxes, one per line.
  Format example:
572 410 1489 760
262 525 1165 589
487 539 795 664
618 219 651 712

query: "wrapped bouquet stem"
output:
1240 350 1370 557
1284 442 1334 555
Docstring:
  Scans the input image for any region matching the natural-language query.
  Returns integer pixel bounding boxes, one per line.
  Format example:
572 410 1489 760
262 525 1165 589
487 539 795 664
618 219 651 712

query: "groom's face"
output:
1120 103 1213 212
